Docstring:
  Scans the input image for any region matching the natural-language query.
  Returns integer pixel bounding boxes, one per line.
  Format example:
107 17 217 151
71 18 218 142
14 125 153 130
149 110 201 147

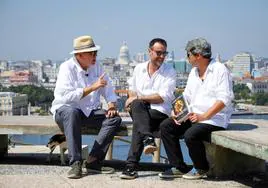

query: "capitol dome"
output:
116 42 131 65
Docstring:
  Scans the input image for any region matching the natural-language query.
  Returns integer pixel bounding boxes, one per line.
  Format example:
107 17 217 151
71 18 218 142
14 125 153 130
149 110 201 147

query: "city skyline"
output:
0 0 267 61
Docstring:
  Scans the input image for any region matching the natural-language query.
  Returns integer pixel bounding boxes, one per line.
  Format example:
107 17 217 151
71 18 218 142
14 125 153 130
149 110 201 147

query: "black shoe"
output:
143 137 157 155
120 165 138 180
83 160 115 174
67 161 82 179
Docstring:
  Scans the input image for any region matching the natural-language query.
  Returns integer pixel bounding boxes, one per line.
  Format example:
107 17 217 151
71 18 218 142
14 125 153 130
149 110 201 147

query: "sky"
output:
0 0 267 61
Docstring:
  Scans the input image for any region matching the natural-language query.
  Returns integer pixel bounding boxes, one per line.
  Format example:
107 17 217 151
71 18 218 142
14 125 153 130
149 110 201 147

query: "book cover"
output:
172 93 191 123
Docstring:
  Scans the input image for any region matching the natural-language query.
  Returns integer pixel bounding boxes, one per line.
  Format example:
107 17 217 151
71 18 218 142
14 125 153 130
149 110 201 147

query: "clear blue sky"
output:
0 0 267 61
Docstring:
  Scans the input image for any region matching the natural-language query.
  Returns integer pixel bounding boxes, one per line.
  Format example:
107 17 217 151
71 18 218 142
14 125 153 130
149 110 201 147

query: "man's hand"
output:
171 110 182 126
125 96 137 112
188 112 207 123
106 107 118 118
91 73 107 91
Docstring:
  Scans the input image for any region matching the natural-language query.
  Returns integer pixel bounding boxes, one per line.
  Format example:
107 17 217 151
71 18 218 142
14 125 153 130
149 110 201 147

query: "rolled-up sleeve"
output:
101 76 117 103
215 67 234 107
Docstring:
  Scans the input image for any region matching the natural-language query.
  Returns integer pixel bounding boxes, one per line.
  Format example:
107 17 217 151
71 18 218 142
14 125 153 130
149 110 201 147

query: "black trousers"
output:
160 118 224 171
126 99 168 165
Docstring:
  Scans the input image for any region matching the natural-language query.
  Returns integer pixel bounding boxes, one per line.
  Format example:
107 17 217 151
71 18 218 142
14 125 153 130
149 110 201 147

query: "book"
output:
172 93 191 123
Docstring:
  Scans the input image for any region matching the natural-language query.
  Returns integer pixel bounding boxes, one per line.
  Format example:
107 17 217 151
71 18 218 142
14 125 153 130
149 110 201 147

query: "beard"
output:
152 59 164 68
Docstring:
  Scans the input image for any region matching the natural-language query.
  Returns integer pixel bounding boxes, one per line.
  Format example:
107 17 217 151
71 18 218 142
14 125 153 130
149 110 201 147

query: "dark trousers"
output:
160 118 224 171
55 105 122 165
126 100 168 166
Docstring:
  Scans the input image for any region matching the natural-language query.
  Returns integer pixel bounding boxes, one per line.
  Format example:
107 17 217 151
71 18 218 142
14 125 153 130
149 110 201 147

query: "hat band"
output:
74 43 96 50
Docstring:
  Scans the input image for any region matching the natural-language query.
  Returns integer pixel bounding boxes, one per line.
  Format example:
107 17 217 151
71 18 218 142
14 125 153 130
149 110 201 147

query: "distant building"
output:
43 63 58 83
230 52 254 78
248 81 268 93
0 61 8 72
172 59 192 73
0 70 14 87
116 42 132 65
9 70 37 85
0 92 28 116
133 52 147 63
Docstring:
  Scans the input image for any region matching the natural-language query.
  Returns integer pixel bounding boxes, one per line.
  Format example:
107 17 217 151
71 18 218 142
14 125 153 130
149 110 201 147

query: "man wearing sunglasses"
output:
159 38 234 180
120 38 177 179
51 35 121 179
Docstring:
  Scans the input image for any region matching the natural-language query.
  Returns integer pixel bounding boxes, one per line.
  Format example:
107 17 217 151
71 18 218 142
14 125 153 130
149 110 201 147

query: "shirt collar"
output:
193 59 215 75
207 59 215 72
147 60 165 74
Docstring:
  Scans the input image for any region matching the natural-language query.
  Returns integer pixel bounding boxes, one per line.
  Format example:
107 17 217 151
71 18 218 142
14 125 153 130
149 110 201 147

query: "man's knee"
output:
184 128 198 144
130 99 145 110
56 107 82 126
160 118 173 133
103 116 122 128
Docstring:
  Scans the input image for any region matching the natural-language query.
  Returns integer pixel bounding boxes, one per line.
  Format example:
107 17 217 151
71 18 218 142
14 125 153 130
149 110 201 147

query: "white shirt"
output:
184 60 234 129
51 57 117 117
128 61 176 115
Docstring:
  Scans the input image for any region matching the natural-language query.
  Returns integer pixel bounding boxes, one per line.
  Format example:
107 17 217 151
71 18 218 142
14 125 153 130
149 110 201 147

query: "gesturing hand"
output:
92 73 107 90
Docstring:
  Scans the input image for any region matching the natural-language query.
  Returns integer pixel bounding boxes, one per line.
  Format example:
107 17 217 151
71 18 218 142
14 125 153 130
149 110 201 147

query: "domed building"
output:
116 42 132 65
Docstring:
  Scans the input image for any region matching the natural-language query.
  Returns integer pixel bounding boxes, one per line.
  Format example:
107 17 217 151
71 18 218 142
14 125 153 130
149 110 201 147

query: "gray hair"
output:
185 38 212 59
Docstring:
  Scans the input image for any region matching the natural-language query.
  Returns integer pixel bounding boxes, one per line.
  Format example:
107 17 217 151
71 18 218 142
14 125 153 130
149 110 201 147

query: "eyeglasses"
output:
152 50 169 57
187 52 193 58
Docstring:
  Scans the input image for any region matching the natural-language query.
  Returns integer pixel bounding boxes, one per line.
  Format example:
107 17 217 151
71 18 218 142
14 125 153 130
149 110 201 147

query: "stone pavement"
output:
1 154 268 188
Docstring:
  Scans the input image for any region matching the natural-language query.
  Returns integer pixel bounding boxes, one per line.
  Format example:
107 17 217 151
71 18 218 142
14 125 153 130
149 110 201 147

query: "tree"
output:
251 93 268 105
5 85 54 108
233 84 251 101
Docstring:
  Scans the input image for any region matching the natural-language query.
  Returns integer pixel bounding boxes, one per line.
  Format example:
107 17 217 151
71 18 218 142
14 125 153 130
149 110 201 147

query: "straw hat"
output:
70 35 100 54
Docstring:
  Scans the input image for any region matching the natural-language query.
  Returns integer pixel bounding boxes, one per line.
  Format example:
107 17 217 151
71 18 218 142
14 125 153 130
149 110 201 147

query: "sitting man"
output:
51 35 122 179
120 38 177 179
159 38 234 180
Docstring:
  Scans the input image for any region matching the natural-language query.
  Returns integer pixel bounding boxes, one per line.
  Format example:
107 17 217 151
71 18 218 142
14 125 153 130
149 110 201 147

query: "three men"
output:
52 36 233 181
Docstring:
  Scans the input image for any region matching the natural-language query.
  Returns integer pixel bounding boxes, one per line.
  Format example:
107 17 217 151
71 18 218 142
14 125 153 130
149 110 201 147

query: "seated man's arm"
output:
189 101 225 123
138 94 163 104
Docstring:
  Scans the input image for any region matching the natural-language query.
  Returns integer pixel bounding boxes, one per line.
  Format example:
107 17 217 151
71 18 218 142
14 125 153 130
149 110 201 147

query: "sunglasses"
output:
152 50 169 57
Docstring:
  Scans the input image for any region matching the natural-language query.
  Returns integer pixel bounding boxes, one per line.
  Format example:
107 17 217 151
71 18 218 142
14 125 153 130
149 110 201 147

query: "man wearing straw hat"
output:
51 35 122 179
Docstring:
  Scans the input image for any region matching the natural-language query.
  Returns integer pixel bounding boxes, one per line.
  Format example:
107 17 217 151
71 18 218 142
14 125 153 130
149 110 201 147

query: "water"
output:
10 114 268 164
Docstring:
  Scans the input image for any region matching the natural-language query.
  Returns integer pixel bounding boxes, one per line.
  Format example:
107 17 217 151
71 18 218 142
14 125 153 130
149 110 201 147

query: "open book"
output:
172 93 192 123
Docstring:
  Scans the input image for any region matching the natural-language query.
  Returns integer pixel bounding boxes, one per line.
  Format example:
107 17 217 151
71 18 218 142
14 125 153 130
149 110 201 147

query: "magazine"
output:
172 93 191 123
